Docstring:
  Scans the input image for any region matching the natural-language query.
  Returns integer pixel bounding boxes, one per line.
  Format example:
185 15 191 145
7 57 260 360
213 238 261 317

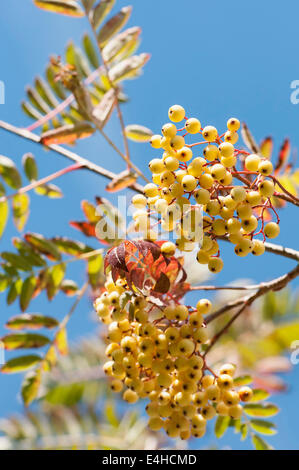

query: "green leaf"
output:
20 276 37 312
12 194 30 232
234 375 252 387
88 254 103 288
7 279 23 305
21 369 41 406
22 153 38 181
244 403 279 418
124 124 153 143
33 0 84 17
6 314 59 331
24 233 61 261
1 355 41 373
251 434 273 450
35 183 63 198
119 291 132 309
82 33 99 69
250 419 277 436
214 416 230 438
0 274 10 292
0 155 22 189
250 389 270 403
0 200 9 239
46 263 66 300
51 236 92 256
90 0 115 30
1 333 50 350
45 383 84 406
105 403 119 427
240 423 248 441
13 237 47 268
97 6 132 47
1 252 33 271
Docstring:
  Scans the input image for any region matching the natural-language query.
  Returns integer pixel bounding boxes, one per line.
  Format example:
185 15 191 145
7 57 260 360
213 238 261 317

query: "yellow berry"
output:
227 117 240 132
168 104 185 122
245 154 261 172
202 125 218 142
264 222 280 239
185 117 201 133
258 160 273 176
177 146 193 162
219 142 234 157
208 257 223 273
162 122 177 138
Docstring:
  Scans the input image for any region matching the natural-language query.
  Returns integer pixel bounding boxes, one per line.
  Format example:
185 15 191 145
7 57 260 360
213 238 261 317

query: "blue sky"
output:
0 0 299 449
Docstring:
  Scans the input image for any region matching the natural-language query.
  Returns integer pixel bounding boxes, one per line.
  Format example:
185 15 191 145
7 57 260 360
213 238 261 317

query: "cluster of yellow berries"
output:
95 276 253 440
131 105 281 273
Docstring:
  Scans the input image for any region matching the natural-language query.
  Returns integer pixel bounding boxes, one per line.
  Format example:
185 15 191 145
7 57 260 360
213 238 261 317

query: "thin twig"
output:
204 262 299 353
0 162 83 203
0 120 144 193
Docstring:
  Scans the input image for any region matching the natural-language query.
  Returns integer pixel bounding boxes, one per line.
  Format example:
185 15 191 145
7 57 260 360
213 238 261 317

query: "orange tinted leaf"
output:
40 122 95 145
106 169 137 193
260 137 273 159
69 221 96 237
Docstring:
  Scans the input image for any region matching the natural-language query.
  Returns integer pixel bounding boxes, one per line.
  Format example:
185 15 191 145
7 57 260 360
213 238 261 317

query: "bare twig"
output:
0 120 144 193
204 262 299 354
0 162 83 203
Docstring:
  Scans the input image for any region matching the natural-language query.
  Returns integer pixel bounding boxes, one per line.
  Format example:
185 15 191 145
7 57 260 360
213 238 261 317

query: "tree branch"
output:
204 262 299 354
0 120 144 193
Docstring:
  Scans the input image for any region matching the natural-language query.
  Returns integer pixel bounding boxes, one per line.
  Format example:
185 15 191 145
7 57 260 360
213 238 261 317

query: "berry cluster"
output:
132 105 281 273
95 276 253 440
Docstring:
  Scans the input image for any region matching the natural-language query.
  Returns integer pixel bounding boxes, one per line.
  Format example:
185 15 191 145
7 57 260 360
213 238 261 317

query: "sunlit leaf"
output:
35 183 63 198
40 121 95 145
250 419 277 435
25 233 62 261
21 369 41 406
214 416 230 438
20 276 38 311
108 53 150 83
55 327 68 355
1 333 50 350
0 200 9 239
252 434 273 450
12 194 30 232
125 124 153 142
102 26 141 62
82 33 99 69
90 0 115 30
243 403 279 417
234 375 253 387
250 389 270 403
46 263 66 300
33 0 84 17
92 89 116 129
60 279 79 296
22 153 38 181
6 314 59 331
105 169 137 192
0 155 22 189
97 6 132 47
1 355 41 374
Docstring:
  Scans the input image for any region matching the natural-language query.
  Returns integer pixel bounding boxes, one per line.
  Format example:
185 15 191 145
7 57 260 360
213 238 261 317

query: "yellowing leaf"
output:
109 53 150 83
90 0 115 30
105 169 137 192
244 403 279 417
22 369 41 406
0 155 22 189
20 276 37 312
125 124 153 142
40 122 95 145
1 355 41 373
252 434 273 450
55 327 68 355
33 0 84 17
102 26 141 62
250 419 277 435
0 200 9 239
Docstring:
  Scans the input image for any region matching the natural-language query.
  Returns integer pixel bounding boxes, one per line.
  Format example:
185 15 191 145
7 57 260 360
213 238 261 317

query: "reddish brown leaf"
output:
69 221 96 237
275 139 290 174
153 272 170 294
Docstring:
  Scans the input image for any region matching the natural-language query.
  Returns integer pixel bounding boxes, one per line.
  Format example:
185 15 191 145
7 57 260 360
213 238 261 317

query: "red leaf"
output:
130 268 145 290
69 221 96 237
275 139 290 174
